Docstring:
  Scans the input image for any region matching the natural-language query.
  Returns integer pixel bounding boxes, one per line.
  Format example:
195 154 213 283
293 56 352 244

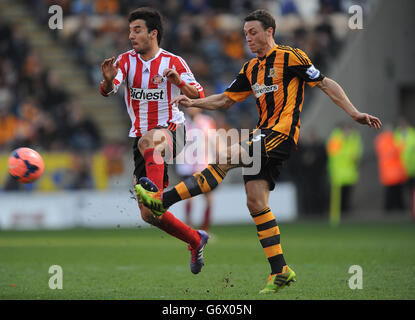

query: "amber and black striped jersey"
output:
224 44 324 144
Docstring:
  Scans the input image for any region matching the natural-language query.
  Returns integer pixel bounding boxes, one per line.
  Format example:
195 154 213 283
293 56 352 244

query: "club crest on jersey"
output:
268 68 278 78
151 74 164 85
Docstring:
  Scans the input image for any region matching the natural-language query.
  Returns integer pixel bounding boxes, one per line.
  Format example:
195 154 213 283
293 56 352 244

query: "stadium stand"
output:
27 0 354 132
1 0 356 145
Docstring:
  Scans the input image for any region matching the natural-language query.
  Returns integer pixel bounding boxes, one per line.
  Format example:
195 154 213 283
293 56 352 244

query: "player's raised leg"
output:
245 179 296 293
136 142 244 213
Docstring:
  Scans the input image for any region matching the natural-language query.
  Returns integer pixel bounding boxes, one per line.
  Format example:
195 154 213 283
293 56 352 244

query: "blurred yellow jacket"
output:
326 128 363 187
394 126 415 178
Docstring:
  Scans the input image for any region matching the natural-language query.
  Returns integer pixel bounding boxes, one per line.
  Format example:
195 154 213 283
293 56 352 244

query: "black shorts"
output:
132 123 186 188
241 129 294 191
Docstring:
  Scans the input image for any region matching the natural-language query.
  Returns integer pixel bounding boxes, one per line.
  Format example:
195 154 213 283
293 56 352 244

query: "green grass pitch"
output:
1 222 414 300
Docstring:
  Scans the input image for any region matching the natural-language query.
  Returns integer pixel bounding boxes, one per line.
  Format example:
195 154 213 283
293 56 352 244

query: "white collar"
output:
136 48 162 65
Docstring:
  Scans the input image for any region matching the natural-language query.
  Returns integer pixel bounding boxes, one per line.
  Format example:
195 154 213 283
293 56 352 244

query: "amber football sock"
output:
162 164 226 208
251 207 287 274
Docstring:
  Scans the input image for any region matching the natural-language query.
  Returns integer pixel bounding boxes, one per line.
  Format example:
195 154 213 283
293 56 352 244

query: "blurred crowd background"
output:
0 0 364 151
1 0 414 217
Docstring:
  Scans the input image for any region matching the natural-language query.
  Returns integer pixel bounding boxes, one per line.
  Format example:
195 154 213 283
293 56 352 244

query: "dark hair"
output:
128 7 163 45
244 9 276 36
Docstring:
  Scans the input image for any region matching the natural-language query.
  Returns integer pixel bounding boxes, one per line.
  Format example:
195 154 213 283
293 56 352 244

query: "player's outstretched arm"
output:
163 68 199 99
100 57 119 95
317 77 382 129
171 93 235 111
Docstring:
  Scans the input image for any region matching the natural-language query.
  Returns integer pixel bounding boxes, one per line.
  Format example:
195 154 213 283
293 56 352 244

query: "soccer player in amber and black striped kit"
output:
136 9 382 293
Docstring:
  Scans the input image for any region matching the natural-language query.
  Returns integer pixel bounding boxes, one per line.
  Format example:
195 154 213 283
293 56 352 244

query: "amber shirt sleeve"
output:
223 62 253 102
287 48 325 87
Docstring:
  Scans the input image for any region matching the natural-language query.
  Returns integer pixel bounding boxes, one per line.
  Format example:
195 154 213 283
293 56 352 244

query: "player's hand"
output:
101 57 119 83
163 68 181 86
352 112 382 129
171 94 194 108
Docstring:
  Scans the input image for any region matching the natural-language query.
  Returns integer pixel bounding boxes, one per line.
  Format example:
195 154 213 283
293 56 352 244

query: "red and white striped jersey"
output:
101 48 204 137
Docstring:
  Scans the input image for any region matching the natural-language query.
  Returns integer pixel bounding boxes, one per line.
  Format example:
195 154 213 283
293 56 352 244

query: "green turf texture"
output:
1 222 414 300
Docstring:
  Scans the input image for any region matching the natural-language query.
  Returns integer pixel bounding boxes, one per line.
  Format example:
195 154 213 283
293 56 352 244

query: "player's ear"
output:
150 29 158 40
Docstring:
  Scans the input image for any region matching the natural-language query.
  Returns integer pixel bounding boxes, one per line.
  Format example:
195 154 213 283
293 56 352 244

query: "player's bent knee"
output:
137 137 153 154
246 197 267 214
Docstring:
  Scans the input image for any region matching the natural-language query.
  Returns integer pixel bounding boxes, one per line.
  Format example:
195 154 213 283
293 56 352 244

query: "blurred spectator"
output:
319 0 342 14
62 101 102 151
395 118 415 182
374 124 408 212
44 0 71 13
327 124 363 214
176 108 217 231
39 71 70 113
72 0 95 15
0 98 39 151
289 130 329 216
70 14 95 82
222 30 246 61
0 19 13 57
20 50 46 98
96 0 120 15
394 118 415 215
280 0 300 15
70 152 94 189
11 99 41 148
102 139 127 177
9 25 30 68
36 112 65 150
0 104 19 148
183 0 210 14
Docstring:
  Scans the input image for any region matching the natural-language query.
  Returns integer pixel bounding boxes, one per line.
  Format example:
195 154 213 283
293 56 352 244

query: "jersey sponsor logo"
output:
151 74 165 85
252 83 279 98
129 88 165 101
306 65 321 80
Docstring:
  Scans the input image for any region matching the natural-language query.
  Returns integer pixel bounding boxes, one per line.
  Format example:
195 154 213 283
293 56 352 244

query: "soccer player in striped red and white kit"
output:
100 7 208 274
